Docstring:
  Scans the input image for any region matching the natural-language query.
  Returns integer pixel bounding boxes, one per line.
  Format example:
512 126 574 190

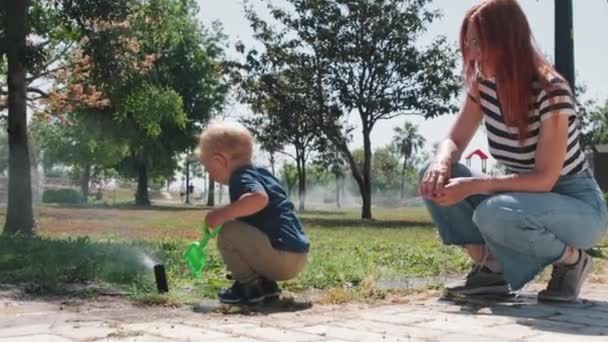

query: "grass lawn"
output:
0 205 606 304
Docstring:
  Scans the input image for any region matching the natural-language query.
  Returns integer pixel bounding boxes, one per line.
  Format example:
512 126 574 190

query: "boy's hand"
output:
205 208 230 229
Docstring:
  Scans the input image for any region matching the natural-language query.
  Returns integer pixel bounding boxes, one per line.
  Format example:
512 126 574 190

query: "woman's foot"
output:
538 252 593 303
446 265 511 296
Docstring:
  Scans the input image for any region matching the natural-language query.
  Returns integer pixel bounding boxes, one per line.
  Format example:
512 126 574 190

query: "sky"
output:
196 0 608 171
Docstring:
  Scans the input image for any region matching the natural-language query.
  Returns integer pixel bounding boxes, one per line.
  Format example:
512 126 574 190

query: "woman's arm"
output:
420 92 484 196
478 114 569 193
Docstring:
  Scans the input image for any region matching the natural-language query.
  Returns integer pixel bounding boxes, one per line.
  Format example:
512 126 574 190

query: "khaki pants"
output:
217 220 308 284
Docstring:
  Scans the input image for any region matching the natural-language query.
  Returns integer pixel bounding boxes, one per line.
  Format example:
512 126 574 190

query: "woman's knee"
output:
472 194 521 234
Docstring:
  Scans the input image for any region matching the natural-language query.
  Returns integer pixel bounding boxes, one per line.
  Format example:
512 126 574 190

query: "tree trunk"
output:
135 159 151 206
185 158 190 204
81 163 91 203
296 150 306 212
4 0 35 235
270 152 276 176
400 154 407 200
207 176 215 206
361 127 373 219
335 172 341 209
334 138 366 218
218 184 223 204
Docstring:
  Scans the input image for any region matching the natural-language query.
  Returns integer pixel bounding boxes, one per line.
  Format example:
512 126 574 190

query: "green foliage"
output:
0 207 472 302
372 146 401 193
392 122 426 167
114 84 186 139
350 146 405 197
279 163 298 196
580 100 608 152
42 188 84 204
32 0 228 205
243 0 460 218
31 114 128 174
0 235 153 293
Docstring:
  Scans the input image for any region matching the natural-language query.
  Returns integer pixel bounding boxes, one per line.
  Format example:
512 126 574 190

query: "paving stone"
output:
296 324 403 341
0 335 74 342
0 324 53 338
2 285 608 342
107 335 172 342
124 322 231 340
334 319 444 340
431 333 509 342
355 310 436 326
519 316 608 336
415 316 539 340
207 337 265 342
219 324 318 342
50 321 118 341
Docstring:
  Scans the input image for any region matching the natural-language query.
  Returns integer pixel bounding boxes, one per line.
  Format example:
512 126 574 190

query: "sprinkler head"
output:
153 264 169 293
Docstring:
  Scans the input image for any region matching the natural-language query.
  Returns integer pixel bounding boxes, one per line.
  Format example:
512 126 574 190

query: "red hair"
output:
460 0 561 141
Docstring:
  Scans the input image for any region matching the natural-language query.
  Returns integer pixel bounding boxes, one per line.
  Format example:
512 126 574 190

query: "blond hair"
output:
197 120 254 162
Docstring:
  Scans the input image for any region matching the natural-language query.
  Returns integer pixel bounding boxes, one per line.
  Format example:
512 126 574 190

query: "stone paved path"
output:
2 284 608 341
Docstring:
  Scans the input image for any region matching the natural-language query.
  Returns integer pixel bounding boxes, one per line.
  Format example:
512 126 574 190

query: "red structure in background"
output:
465 149 489 173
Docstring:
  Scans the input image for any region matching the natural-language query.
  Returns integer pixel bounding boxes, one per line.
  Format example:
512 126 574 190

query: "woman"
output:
419 0 607 302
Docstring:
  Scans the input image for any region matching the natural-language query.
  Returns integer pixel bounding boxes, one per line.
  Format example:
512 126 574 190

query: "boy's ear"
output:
212 153 228 168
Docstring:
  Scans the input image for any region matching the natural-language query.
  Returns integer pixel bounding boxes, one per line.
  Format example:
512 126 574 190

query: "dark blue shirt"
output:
229 165 309 253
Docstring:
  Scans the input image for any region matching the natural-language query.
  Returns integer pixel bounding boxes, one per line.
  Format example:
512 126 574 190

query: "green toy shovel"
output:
184 223 222 278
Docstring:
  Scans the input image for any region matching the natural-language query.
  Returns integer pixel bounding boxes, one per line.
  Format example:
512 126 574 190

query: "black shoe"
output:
261 279 281 300
218 281 265 305
446 265 511 296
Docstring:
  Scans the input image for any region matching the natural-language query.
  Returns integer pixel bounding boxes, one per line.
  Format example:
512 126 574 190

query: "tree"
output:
3 0 35 234
42 0 227 206
580 100 608 152
373 146 401 194
114 84 187 205
279 163 298 199
314 142 347 208
180 151 204 204
239 66 326 211
245 0 460 219
30 113 127 202
392 121 426 200
1 0 134 234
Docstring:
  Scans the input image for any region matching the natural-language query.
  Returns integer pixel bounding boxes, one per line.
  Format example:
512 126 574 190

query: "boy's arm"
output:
205 191 268 228
223 191 269 219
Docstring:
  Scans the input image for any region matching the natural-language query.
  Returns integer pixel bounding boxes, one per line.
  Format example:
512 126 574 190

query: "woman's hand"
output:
431 177 484 207
419 160 452 198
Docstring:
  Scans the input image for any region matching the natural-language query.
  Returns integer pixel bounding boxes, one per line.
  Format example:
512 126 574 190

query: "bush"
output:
42 188 84 204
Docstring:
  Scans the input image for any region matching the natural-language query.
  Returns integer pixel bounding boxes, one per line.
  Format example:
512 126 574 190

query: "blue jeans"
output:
422 163 608 290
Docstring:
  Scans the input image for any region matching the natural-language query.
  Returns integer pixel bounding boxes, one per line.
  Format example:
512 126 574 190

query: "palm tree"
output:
392 122 426 200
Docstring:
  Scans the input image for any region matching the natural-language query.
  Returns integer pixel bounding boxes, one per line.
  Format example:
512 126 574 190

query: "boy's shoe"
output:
261 279 281 300
538 252 593 303
446 265 511 296
218 281 264 305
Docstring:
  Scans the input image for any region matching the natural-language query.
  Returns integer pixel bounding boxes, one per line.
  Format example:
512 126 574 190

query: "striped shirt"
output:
474 76 587 175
